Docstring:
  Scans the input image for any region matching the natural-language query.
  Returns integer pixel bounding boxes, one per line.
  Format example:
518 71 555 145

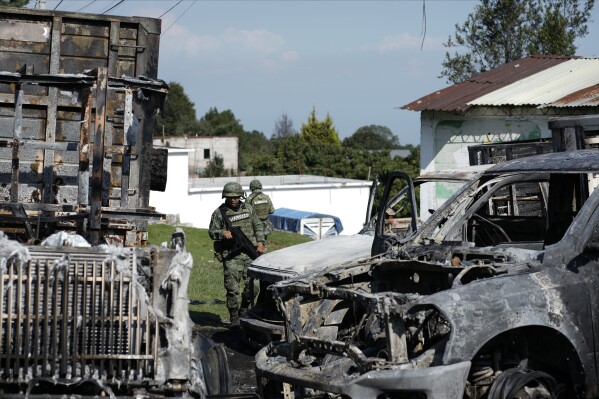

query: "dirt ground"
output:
195 320 260 397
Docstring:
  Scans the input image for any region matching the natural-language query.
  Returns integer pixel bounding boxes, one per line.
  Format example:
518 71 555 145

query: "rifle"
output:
218 206 260 260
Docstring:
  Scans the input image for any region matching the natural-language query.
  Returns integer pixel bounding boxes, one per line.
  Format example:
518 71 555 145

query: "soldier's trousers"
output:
223 253 252 312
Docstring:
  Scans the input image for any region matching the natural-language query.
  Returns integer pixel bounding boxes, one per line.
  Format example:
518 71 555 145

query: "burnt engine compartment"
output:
0 231 231 398
266 248 578 399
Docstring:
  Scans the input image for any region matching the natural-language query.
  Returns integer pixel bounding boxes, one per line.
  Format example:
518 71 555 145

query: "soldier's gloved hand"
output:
257 241 265 254
223 230 233 240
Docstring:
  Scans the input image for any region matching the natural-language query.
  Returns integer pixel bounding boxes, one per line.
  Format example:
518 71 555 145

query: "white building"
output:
150 149 372 235
403 55 599 215
153 136 238 176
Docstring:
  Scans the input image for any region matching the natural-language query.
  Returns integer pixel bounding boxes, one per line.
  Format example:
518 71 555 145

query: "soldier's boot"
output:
229 308 240 328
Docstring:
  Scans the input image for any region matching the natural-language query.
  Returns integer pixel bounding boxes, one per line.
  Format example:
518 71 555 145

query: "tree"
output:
154 82 199 136
0 0 30 7
440 0 594 84
343 125 400 150
205 154 225 178
300 107 341 146
273 113 297 138
198 108 245 137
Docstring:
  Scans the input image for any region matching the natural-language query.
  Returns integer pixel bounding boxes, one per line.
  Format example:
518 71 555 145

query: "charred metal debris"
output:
0 229 232 398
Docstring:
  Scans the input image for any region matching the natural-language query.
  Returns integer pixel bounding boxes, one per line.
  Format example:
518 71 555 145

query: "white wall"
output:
153 136 238 174
150 150 372 235
150 149 191 218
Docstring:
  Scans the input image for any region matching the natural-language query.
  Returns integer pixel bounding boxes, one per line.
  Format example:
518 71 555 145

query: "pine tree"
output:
300 107 341 146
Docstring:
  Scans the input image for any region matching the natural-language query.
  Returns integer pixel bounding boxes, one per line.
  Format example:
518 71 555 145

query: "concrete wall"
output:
150 150 372 236
153 136 238 175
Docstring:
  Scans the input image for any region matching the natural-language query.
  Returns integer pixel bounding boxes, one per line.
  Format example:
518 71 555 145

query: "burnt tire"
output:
201 343 232 395
486 368 561 399
193 332 232 396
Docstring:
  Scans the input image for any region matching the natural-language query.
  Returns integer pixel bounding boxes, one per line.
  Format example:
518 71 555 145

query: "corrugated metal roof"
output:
402 56 588 112
551 83 599 107
468 59 599 107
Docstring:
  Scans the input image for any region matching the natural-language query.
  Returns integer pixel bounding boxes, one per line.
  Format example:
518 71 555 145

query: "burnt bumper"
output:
240 314 284 342
255 345 470 399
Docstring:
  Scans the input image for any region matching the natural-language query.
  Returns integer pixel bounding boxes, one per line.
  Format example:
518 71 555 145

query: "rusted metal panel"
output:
0 69 168 246
0 8 167 246
552 83 599 108
0 8 161 79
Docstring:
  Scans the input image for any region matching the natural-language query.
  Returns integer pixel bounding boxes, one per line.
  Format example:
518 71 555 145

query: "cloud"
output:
221 28 285 54
161 22 222 55
281 51 299 63
162 24 297 57
161 22 298 69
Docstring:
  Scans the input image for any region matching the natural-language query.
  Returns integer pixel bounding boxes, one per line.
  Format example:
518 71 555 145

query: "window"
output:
203 149 210 159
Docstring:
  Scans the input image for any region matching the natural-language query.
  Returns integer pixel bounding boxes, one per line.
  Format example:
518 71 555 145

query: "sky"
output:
33 0 599 145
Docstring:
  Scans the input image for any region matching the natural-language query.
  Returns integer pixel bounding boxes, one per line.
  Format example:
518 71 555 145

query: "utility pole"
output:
39 0 46 9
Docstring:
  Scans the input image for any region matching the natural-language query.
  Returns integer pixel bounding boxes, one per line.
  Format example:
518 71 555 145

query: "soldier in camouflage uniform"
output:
208 182 265 327
246 179 275 240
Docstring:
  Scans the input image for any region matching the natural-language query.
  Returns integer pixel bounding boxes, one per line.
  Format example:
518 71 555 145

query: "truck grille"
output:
0 247 157 384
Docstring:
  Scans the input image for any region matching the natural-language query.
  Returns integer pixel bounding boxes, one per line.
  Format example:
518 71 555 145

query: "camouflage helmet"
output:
249 179 262 191
222 182 245 198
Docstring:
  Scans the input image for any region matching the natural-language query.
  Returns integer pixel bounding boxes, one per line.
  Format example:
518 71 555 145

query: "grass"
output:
147 224 311 324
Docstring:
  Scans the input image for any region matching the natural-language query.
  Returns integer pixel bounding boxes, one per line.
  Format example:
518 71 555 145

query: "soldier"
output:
246 179 275 240
208 182 265 328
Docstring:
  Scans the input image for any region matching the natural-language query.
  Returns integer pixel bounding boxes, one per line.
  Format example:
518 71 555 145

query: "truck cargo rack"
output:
0 68 168 246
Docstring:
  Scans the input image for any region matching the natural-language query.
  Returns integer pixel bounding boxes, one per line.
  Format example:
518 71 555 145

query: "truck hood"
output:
248 233 374 282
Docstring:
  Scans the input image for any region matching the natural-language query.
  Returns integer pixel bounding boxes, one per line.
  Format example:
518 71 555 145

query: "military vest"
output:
247 192 271 220
221 203 257 244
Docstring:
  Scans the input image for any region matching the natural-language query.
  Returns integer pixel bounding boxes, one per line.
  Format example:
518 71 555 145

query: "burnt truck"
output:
255 148 599 399
241 167 489 346
0 8 233 398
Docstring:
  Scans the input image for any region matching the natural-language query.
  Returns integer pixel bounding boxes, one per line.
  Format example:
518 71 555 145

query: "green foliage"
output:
300 108 341 146
0 0 30 7
441 0 594 83
343 125 400 150
205 154 225 177
147 224 311 321
239 129 272 171
248 133 420 183
154 82 199 136
198 108 245 137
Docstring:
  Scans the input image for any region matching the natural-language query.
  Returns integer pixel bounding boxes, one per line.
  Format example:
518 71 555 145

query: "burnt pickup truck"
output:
255 149 599 399
241 168 487 346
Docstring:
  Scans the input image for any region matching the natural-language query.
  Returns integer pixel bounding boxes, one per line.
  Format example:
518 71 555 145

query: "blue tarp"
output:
268 208 344 239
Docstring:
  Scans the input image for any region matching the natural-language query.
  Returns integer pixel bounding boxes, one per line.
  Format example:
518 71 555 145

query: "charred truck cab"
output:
256 149 599 399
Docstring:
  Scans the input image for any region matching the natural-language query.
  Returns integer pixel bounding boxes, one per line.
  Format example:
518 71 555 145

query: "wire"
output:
420 0 427 51
102 0 125 14
77 0 97 12
159 0 183 19
162 0 197 36
53 0 64 10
